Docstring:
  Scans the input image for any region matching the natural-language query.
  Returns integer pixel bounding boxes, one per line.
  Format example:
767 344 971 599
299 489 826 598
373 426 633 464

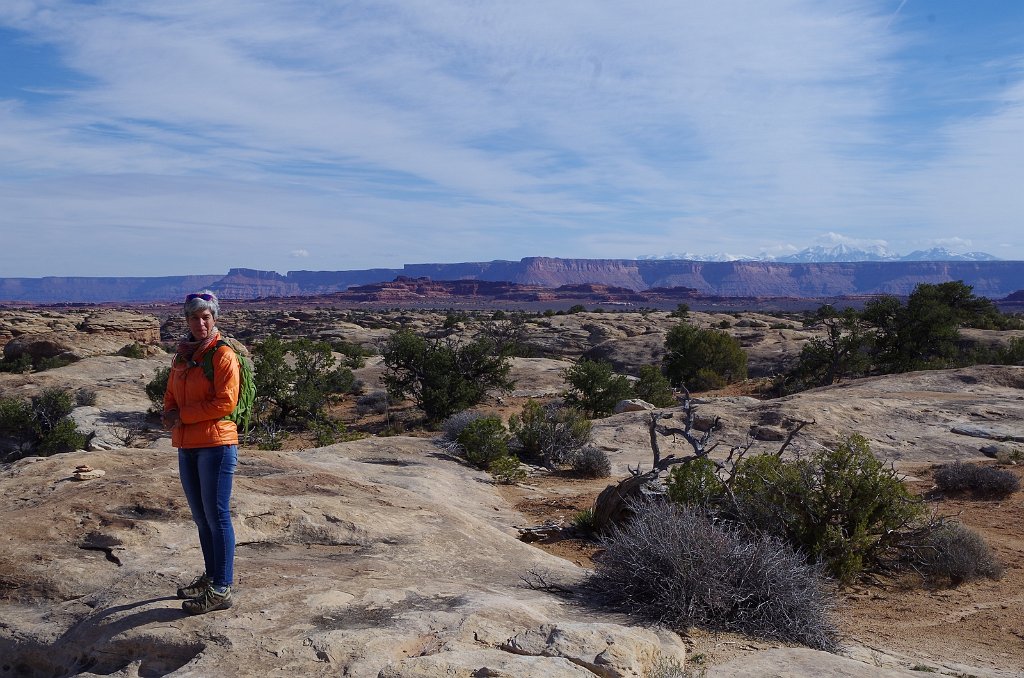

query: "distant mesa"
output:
2 256 1024 303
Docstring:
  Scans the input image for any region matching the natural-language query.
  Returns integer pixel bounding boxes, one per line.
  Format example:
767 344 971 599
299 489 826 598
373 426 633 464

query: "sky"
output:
1 1 1023 277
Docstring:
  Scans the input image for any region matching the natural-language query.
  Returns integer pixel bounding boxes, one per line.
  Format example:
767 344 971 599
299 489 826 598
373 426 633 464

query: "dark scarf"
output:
176 331 219 366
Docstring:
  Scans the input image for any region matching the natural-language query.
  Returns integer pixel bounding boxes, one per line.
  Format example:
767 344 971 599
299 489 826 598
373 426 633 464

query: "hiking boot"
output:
176 574 212 599
182 586 232 615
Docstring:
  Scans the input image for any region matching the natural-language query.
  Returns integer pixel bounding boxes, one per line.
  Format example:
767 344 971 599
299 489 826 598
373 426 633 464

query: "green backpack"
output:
200 338 257 437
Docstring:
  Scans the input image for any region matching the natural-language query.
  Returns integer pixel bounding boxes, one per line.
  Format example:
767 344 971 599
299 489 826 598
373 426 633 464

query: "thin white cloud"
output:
0 1 1023 275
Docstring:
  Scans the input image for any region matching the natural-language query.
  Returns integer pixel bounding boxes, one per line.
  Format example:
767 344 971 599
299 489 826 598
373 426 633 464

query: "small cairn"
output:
72 464 105 481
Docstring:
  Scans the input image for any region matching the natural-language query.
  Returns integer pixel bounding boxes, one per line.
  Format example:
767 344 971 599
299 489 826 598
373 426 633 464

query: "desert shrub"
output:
508 399 591 467
0 397 33 433
908 521 1003 585
647 656 689 678
999 337 1024 365
489 455 526 484
36 418 87 455
31 387 77 432
589 501 838 651
36 355 77 371
633 365 676 408
146 366 170 409
329 339 372 368
995 447 1024 464
727 436 925 584
456 416 509 470
254 336 357 428
0 355 32 373
933 461 1020 499
252 421 286 451
441 410 487 444
355 390 390 416
117 342 147 359
564 359 633 418
571 508 597 535
311 418 361 446
666 457 723 506
382 329 513 427
567 304 587 314
663 322 747 391
476 312 536 358
1 388 87 459
75 388 98 407
863 282 1012 373
668 303 690 319
569 446 611 478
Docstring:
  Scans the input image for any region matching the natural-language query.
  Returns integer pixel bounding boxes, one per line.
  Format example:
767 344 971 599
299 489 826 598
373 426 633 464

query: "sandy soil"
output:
497 464 1024 675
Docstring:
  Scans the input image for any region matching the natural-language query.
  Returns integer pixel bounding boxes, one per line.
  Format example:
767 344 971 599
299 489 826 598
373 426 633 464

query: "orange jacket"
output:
163 333 240 448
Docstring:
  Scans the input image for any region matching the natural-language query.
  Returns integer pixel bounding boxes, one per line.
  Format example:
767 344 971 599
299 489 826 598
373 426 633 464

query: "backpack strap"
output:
200 339 231 384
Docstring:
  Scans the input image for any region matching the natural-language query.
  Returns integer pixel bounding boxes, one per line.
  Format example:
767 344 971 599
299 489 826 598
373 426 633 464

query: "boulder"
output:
502 622 684 678
614 399 656 414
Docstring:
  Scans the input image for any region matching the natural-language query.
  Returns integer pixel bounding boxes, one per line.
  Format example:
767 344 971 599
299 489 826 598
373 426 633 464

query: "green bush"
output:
37 418 87 455
75 388 98 407
571 508 597 535
999 337 1024 365
633 365 676 407
254 336 357 428
728 436 925 584
382 330 513 427
329 339 372 368
118 342 147 359
508 399 591 467
663 322 747 391
146 366 170 410
0 388 87 460
564 359 633 418
668 303 690 319
489 455 526 484
666 457 722 506
0 355 32 373
31 387 76 433
36 355 76 371
456 416 509 470
0 397 33 433
440 410 487 449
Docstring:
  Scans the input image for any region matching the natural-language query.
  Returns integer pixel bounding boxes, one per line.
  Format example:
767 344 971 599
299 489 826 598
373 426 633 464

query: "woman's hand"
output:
162 409 180 430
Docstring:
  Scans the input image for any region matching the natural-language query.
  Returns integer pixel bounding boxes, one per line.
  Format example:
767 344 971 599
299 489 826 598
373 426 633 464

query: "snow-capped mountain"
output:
775 243 895 263
640 245 998 263
898 248 999 262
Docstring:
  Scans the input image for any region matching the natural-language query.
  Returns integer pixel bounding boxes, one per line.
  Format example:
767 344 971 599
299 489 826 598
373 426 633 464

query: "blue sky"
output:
1 1 1023 277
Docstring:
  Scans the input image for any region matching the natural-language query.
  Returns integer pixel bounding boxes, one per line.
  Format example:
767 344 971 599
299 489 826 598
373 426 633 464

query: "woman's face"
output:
188 309 215 340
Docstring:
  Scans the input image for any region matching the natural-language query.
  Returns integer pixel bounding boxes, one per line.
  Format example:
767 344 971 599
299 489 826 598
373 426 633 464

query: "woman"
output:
162 289 239 615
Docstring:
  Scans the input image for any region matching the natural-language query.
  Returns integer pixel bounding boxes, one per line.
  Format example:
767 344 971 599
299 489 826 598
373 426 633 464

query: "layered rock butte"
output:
3 258 1024 303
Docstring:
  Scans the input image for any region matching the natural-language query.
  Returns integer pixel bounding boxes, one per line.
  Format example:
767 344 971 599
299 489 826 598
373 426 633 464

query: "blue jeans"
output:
178 445 237 587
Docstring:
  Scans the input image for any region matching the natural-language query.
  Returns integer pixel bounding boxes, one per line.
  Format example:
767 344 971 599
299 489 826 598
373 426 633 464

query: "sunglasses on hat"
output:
185 293 215 301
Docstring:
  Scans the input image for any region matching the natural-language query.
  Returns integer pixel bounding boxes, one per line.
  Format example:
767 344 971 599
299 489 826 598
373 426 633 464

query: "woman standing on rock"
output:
162 289 239 615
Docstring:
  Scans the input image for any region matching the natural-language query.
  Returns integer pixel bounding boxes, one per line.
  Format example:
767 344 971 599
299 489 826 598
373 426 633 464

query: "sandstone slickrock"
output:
1 310 160 360
0 438 688 677
3 320 1023 677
